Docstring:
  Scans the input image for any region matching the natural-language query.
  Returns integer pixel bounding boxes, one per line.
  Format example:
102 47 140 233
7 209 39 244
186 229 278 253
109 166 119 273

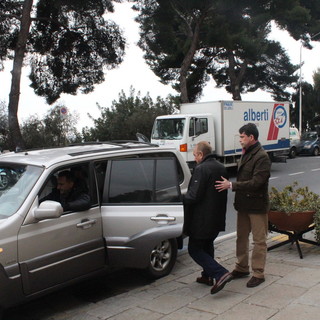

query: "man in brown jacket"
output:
215 123 271 288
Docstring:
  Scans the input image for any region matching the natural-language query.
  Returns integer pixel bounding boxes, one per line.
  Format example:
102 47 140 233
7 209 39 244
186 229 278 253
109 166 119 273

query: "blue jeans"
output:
188 235 228 281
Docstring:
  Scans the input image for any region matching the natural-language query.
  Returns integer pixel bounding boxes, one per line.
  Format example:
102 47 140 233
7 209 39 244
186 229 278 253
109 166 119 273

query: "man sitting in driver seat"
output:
40 170 90 212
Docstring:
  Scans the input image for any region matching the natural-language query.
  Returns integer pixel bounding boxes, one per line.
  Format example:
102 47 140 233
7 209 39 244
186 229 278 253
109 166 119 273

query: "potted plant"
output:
269 181 320 243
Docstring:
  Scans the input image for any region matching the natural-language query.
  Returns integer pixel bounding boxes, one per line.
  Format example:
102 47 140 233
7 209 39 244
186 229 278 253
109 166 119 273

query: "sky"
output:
1 2 320 130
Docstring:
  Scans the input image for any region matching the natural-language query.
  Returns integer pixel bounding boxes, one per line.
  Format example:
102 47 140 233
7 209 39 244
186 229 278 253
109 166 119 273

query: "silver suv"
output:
0 142 190 310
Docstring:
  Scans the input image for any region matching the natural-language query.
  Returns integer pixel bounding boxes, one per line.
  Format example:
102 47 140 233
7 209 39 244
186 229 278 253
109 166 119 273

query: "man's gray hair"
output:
196 141 212 157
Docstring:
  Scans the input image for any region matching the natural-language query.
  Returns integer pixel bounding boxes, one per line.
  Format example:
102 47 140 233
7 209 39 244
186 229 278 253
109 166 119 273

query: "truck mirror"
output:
34 200 63 221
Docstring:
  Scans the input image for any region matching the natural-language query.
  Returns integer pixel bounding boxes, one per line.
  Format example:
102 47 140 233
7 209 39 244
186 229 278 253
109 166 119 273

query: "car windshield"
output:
151 118 185 140
0 164 43 219
301 132 317 140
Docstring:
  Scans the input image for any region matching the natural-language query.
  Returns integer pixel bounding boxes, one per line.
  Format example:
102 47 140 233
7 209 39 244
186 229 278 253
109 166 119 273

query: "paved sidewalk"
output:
5 231 320 320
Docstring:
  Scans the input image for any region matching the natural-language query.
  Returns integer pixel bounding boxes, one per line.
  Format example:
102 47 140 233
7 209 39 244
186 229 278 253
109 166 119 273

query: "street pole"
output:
299 43 302 134
298 31 320 134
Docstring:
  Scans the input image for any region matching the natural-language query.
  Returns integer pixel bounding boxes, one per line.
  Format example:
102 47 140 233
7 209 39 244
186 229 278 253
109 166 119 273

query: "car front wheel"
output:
289 147 297 159
145 238 178 279
313 147 319 156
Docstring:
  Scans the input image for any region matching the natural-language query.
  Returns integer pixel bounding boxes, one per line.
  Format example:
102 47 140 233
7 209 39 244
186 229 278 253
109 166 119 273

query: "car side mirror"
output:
33 200 63 221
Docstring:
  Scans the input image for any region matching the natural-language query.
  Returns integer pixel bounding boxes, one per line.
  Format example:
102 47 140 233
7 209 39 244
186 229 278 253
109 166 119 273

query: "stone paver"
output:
188 291 249 315
269 303 320 320
276 267 320 288
213 302 277 320
244 283 307 309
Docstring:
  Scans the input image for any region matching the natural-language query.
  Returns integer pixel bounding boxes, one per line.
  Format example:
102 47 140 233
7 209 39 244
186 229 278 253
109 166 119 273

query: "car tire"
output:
288 147 297 159
145 238 178 279
313 147 319 156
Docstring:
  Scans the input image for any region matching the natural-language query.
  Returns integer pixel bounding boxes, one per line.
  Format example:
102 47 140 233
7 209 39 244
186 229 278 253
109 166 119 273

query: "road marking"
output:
311 168 320 171
288 172 304 176
270 177 278 180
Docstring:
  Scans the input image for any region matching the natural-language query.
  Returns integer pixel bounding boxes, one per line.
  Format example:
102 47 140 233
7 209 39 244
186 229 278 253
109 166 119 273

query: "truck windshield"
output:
151 118 185 140
0 164 43 219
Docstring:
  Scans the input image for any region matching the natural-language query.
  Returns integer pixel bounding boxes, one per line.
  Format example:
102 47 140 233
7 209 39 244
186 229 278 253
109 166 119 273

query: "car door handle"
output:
77 219 96 229
150 215 176 222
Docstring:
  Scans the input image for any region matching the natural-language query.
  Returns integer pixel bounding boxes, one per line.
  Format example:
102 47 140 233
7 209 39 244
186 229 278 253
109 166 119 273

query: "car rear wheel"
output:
145 238 178 279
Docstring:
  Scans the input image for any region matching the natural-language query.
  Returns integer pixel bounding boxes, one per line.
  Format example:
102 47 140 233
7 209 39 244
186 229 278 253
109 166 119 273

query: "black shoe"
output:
211 272 233 294
246 276 265 288
231 270 250 278
196 275 214 286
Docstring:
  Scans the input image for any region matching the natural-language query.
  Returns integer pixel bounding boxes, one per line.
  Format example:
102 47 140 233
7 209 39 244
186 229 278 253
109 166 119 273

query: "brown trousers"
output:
235 212 268 278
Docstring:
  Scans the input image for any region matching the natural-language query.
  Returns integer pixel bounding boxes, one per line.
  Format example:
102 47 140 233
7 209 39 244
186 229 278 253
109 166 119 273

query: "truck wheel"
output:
313 147 319 156
145 239 177 279
268 152 275 161
289 147 297 159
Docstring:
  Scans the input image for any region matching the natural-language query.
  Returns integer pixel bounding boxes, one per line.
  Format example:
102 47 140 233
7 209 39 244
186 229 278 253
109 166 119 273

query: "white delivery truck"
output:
151 100 290 168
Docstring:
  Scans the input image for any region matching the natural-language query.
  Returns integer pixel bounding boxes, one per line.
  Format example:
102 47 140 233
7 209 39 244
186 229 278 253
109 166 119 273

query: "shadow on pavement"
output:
3 268 153 320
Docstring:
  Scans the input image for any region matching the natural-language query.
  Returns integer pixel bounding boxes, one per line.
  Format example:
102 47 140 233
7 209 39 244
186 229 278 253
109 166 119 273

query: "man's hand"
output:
215 176 231 192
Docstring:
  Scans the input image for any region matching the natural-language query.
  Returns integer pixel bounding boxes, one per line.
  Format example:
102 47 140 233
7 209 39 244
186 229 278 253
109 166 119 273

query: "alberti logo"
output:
273 105 287 128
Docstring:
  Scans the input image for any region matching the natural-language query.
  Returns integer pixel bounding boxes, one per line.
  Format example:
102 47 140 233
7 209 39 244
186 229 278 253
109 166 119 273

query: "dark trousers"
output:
188 233 228 281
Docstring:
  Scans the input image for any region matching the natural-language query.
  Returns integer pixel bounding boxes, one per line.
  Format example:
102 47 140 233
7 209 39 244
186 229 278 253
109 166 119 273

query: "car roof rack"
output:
10 141 159 157
69 140 158 148
66 141 159 157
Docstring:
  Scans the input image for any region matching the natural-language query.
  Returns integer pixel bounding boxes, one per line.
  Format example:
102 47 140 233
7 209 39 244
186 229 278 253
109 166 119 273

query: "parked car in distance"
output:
287 127 301 158
0 141 191 311
298 131 320 156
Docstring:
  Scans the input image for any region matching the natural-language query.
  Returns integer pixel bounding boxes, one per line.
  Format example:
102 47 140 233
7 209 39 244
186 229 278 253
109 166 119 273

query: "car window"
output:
104 158 181 204
38 163 95 213
301 132 317 140
155 159 181 202
137 152 185 184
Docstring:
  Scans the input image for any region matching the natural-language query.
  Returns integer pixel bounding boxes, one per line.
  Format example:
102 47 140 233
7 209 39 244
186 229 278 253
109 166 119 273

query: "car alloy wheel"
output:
146 239 177 278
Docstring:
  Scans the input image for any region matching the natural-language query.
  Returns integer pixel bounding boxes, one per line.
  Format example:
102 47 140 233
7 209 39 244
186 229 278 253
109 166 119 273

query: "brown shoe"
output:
246 276 265 288
231 270 250 278
196 275 214 286
211 272 233 294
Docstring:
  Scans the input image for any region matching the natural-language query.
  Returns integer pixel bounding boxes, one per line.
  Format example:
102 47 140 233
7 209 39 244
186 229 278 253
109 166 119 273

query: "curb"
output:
216 231 236 243
179 231 236 255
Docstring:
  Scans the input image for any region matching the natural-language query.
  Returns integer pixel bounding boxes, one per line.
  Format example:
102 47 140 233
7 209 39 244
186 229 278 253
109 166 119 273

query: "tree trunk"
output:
179 20 202 104
8 0 33 150
227 50 247 101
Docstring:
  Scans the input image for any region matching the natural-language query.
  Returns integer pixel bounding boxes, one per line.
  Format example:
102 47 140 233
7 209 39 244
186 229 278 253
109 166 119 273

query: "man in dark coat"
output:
183 141 232 294
41 170 91 212
215 123 271 288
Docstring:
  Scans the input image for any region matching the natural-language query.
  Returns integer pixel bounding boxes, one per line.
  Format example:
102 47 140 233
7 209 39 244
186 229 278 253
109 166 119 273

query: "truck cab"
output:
151 114 215 168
